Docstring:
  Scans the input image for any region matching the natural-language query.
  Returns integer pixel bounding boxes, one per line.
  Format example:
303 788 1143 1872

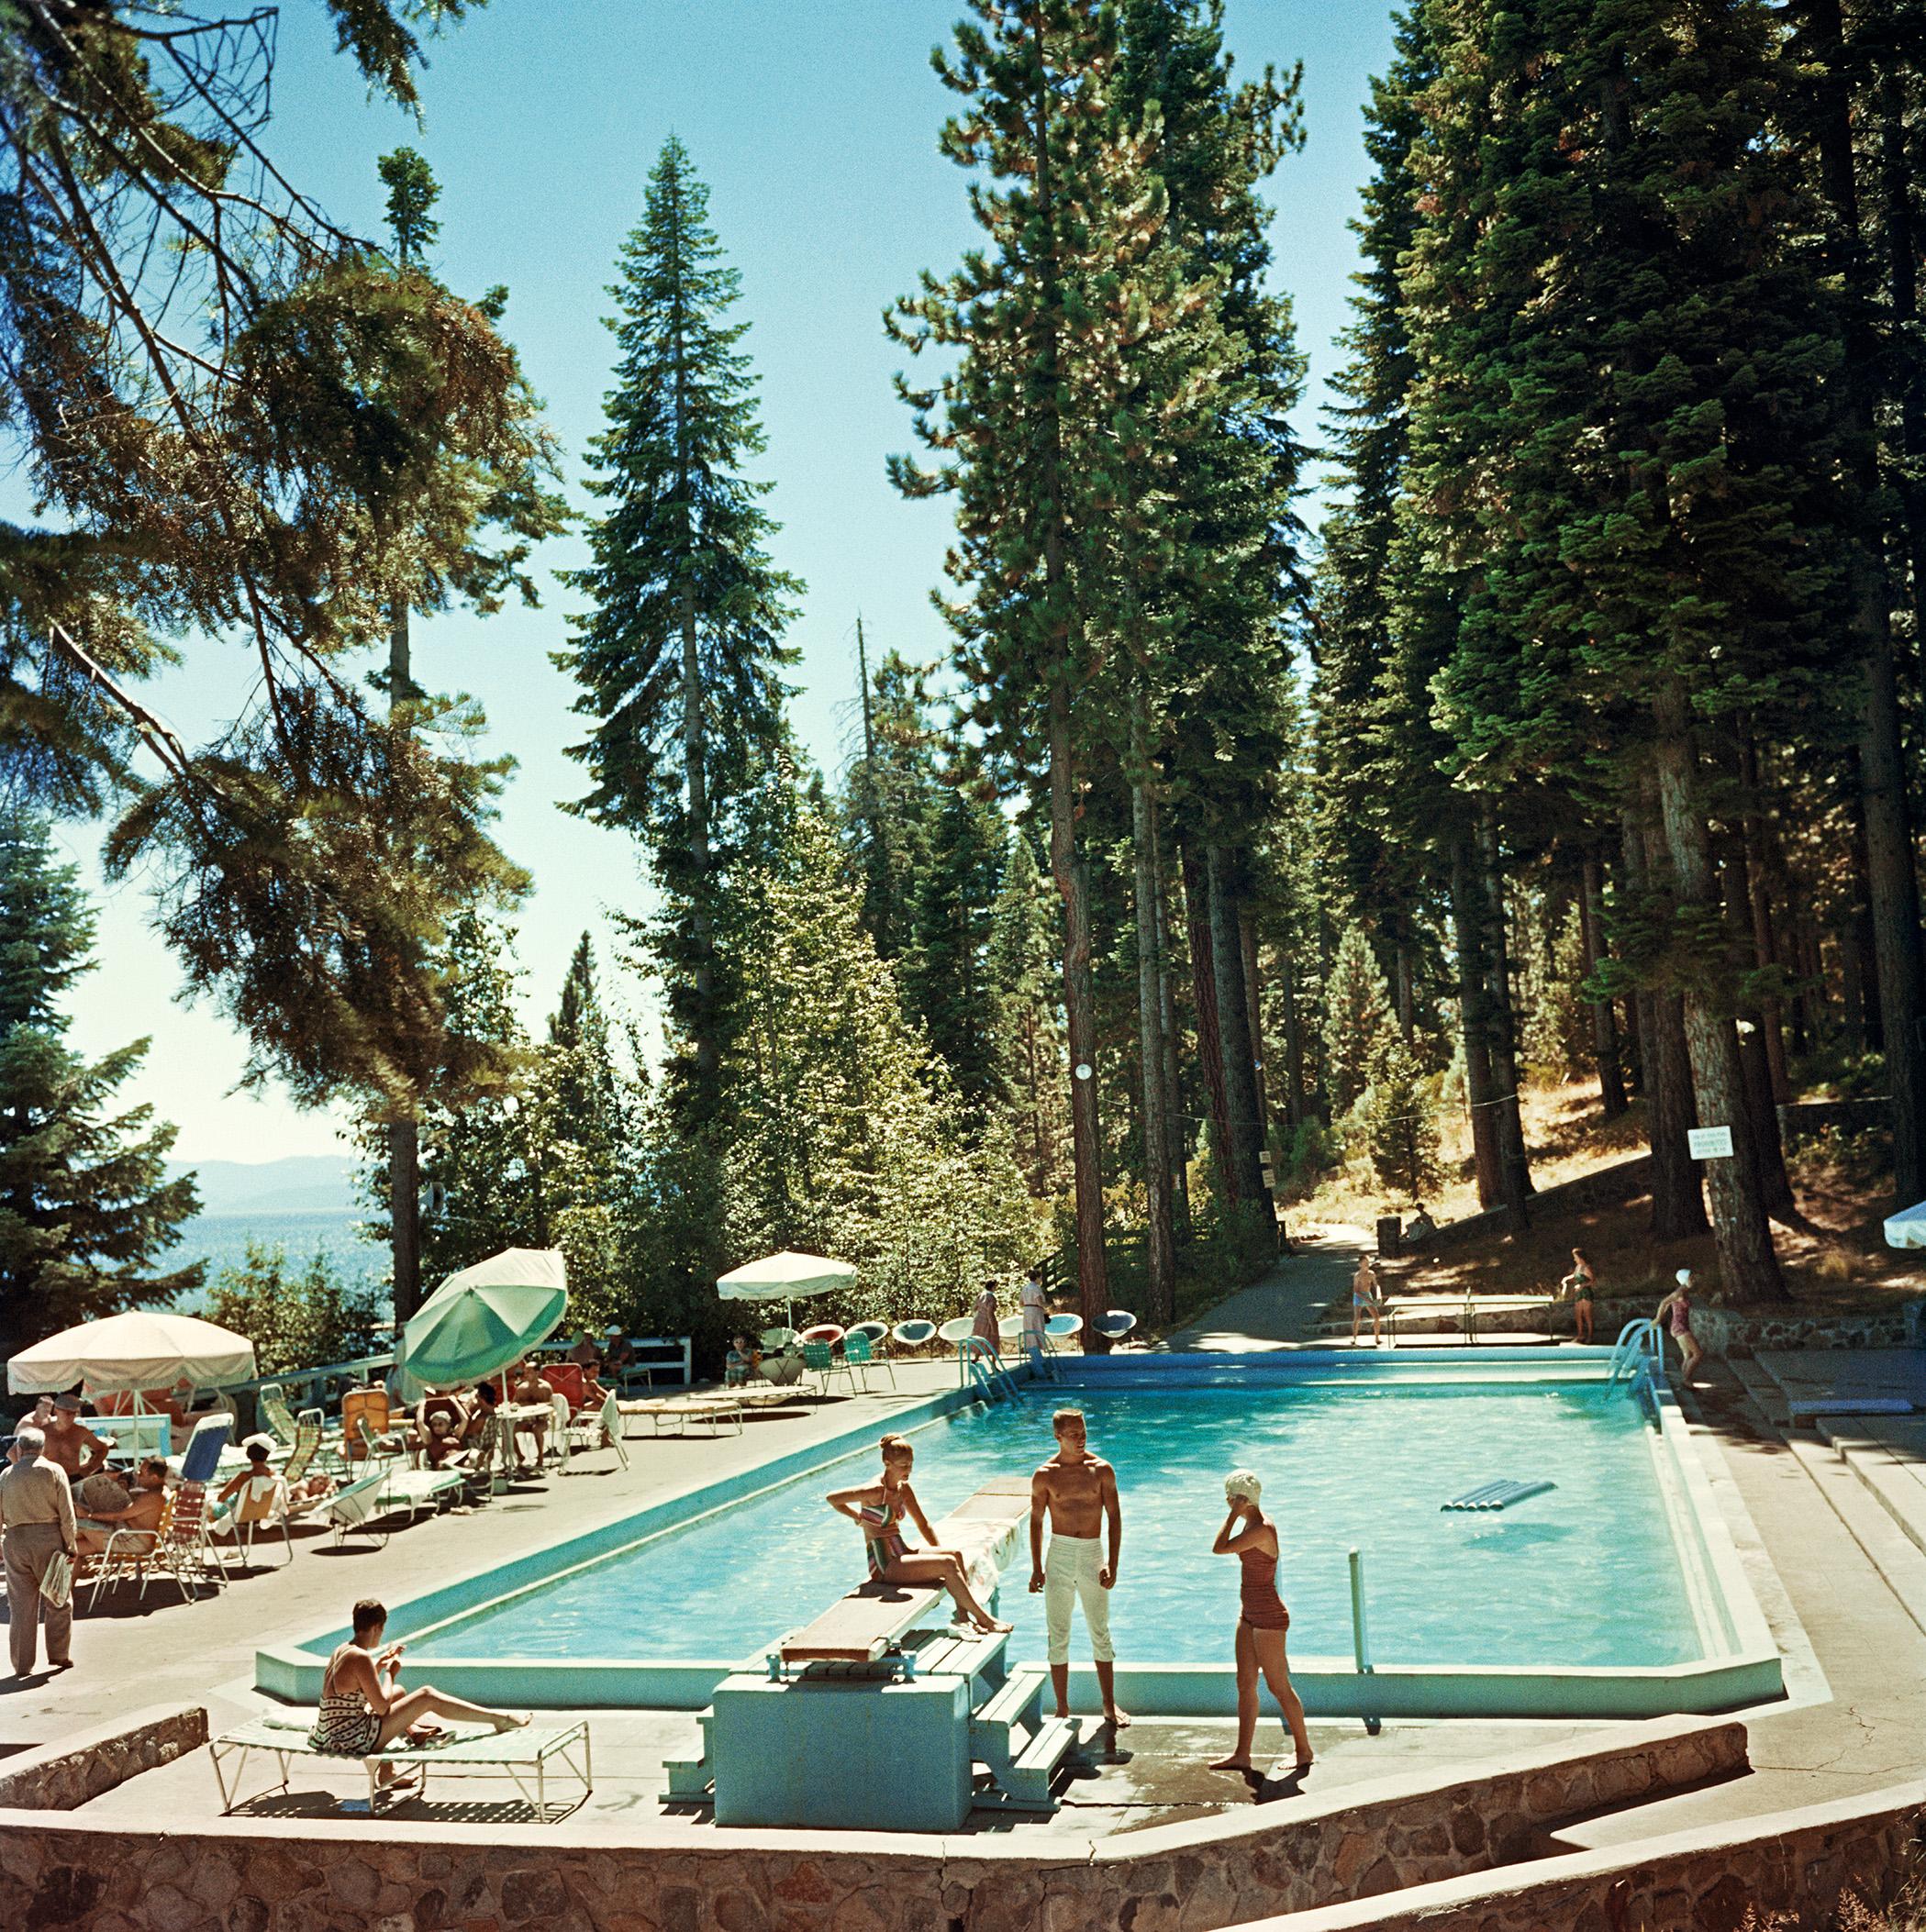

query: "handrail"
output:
958 1336 1020 1405
1607 1318 1663 1385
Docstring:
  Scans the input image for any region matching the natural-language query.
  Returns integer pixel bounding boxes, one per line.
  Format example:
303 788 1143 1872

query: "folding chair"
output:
801 1339 856 1398
842 1331 896 1390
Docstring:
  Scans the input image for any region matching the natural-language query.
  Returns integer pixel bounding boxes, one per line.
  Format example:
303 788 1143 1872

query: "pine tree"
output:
1363 1038 1442 1205
902 776 1010 1121
890 0 1166 1329
1321 926 1396 1117
988 831 1067 1194
841 642 941 967
0 811 200 1360
562 136 802 1139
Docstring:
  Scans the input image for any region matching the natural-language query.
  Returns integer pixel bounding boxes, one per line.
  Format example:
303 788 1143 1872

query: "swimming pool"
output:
259 1350 1784 1718
410 1381 1697 1671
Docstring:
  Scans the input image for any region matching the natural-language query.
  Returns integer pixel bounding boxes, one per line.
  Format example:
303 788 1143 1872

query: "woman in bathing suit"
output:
1653 1269 1704 1382
310 1597 527 1791
1561 1247 1596 1344
826 1436 1011 1635
1208 1471 1313 1776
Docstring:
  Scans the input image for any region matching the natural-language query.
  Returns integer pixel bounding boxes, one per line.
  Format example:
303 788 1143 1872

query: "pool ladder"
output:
1607 1317 1663 1390
959 1337 1022 1405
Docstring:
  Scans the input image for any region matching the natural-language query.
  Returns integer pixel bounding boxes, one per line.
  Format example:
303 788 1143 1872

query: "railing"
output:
957 1337 1021 1405
1607 1318 1663 1387
1350 1546 1382 1735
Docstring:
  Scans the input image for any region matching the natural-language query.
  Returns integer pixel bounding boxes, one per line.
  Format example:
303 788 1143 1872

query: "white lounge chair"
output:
210 1712 591 1821
561 1393 629 1472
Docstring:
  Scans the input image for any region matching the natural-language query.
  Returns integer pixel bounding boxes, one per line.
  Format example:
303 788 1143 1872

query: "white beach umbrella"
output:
1883 1199 1926 1250
7 1309 256 1397
717 1250 857 1330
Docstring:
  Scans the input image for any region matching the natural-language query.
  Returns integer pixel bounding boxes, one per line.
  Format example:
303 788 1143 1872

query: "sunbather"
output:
414 1390 471 1469
310 1598 526 1790
75 1458 168 1555
508 1362 554 1467
827 1435 1011 1635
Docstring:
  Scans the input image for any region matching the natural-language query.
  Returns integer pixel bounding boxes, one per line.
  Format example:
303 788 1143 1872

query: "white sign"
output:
1687 1126 1734 1161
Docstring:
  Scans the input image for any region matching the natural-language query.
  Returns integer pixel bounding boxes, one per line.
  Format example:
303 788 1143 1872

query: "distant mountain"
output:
168 1154 360 1217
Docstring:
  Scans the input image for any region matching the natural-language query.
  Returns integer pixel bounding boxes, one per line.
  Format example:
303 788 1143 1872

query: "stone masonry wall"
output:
1223 1782 1926 1932
0 1706 207 1812
0 1715 1742 1932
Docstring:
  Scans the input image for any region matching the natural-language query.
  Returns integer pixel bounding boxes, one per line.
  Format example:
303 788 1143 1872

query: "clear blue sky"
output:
61 0 1399 1166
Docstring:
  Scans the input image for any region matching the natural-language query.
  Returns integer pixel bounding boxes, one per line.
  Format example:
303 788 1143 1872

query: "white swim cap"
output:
1225 1469 1262 1504
1675 1268 1692 1286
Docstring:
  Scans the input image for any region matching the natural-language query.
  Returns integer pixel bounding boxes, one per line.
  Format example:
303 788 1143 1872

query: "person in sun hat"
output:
1208 1469 1313 1781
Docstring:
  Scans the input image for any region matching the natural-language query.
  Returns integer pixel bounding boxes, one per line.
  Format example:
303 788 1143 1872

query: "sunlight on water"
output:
412 1383 1698 1669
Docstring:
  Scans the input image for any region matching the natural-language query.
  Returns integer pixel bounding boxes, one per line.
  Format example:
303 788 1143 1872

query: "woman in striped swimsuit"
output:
827 1436 1011 1634
1208 1471 1314 1777
310 1598 527 1789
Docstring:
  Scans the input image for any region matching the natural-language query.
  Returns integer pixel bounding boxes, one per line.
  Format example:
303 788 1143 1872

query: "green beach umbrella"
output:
397 1247 569 1395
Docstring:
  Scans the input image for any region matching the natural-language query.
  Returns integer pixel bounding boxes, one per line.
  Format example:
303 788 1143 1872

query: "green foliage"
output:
1361 1039 1441 1206
1321 926 1396 1116
0 811 200 1360
1518 896 1591 1083
716 788 1038 1328
378 147 442 266
205 1242 385 1380
988 830 1068 1193
841 646 941 966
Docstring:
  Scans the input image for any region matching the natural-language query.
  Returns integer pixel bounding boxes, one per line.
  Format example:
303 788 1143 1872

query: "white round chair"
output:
1094 1309 1138 1345
891 1319 938 1355
1044 1313 1084 1353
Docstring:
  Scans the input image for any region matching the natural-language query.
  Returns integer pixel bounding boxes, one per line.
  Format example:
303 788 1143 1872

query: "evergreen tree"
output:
562 136 802 1138
721 792 1035 1324
1321 925 1396 1117
204 1244 384 1381
1363 1038 1442 1205
988 831 1067 1194
841 642 941 967
891 0 1167 1328
903 776 1010 1121
0 811 200 1360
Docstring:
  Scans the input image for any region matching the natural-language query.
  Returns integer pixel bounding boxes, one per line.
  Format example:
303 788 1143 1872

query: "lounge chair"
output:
77 1500 167 1610
843 1330 895 1391
618 1393 743 1437
324 1469 407 1549
151 1482 230 1598
801 1339 855 1398
891 1318 938 1356
177 1415 233 1485
219 1472 293 1565
340 1387 409 1464
210 1711 591 1820
256 1384 299 1449
561 1392 629 1472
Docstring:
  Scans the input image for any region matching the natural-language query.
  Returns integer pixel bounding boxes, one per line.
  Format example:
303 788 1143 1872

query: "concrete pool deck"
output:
6 1267 1924 1870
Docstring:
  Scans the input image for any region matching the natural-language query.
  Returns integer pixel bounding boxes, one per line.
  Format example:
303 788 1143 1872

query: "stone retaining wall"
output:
1223 1780 1926 1932
0 1714 1742 1932
0 1704 206 1812
1586 1294 1923 1357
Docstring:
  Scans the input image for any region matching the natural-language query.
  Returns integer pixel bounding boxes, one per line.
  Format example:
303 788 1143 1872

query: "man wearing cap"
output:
0 1425 76 1675
42 1396 111 1482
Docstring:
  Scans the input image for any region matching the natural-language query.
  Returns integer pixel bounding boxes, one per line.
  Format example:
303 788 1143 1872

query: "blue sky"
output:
60 0 1399 1165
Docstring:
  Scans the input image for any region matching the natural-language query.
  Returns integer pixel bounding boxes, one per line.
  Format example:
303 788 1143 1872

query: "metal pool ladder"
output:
959 1336 1021 1405
1607 1317 1663 1388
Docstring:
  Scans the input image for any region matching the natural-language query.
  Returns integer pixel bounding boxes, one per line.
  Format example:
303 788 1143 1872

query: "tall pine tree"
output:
0 812 200 1360
562 136 802 1139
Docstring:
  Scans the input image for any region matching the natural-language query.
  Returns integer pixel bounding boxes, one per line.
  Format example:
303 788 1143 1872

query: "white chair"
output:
1094 1309 1139 1346
891 1319 938 1356
996 1313 1026 1345
562 1392 629 1472
1044 1313 1084 1354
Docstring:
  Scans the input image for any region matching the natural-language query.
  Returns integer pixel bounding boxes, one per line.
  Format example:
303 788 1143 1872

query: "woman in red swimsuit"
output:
1208 1470 1314 1777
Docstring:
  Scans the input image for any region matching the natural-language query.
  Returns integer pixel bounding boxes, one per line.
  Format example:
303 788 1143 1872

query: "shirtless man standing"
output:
1030 1407 1128 1729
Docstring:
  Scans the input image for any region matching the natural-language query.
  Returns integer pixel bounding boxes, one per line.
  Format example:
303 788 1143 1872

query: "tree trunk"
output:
1049 683 1109 1330
1154 832 1188 1235
1394 940 1416 1040
1208 845 1274 1227
1724 845 1794 1216
1652 683 1784 1299
385 599 423 1323
1131 773 1175 1324
1737 749 1791 1105
1181 839 1237 1205
1804 0 1926 1200
1278 944 1306 1132
1448 835 1504 1209
1478 802 1533 1222
1241 914 1270 1142
1626 803 1708 1239
681 591 718 1116
1578 853 1628 1117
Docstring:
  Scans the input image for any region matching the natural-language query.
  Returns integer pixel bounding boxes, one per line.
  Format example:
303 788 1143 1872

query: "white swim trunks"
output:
1043 1533 1115 1665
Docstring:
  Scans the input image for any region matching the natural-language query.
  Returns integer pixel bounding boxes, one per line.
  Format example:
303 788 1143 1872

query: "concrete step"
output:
1781 1429 1926 1640
1814 1421 1926 1564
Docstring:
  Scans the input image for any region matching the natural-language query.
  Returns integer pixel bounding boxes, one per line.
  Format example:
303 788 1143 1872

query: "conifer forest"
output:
4 0 1925 1364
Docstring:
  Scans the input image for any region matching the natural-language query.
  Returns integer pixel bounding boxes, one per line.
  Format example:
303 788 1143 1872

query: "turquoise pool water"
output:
411 1382 1701 1670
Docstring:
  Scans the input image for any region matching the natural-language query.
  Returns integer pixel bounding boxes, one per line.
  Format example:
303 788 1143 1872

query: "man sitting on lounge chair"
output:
508 1362 556 1468
76 1458 168 1555
415 1390 472 1469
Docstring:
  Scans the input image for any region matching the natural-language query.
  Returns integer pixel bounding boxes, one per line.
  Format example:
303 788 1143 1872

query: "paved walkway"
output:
1163 1227 1370 1350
